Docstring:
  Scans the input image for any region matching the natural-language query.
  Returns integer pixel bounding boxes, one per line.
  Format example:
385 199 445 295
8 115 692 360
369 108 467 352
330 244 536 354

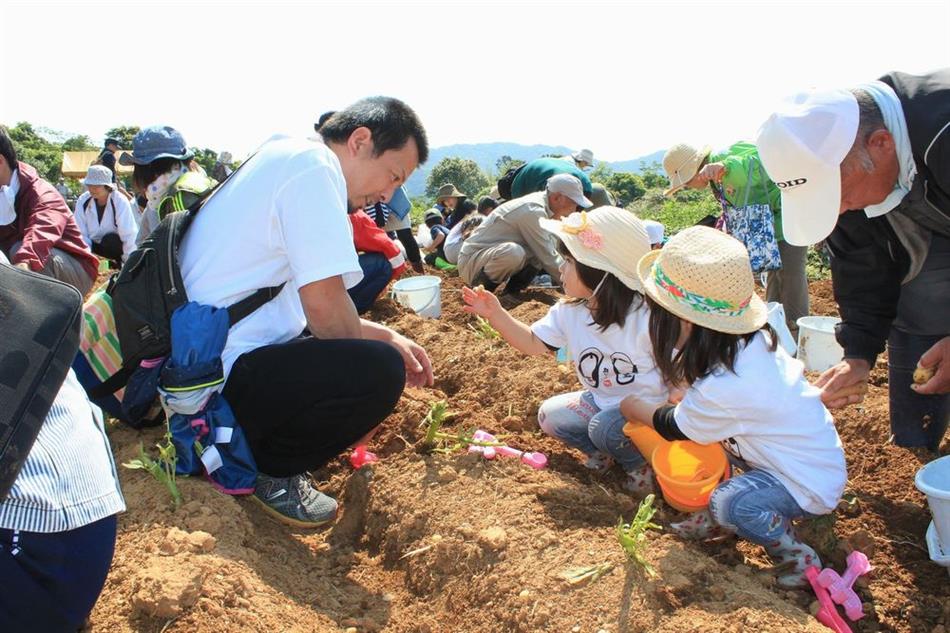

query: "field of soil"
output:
89 275 948 633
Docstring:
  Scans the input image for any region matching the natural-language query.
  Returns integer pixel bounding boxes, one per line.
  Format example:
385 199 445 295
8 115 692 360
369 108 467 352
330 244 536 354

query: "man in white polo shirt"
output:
179 97 434 527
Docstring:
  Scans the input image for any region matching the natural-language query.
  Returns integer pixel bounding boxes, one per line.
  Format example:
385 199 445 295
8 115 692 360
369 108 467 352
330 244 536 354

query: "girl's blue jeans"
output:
709 468 812 545
537 390 647 473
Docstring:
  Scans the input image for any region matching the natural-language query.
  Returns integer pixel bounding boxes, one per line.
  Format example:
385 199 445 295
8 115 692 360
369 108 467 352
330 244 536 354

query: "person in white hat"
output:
458 173 592 294
643 219 665 249
74 165 139 267
463 206 667 492
560 148 595 171
756 69 949 450
661 141 809 339
620 226 846 588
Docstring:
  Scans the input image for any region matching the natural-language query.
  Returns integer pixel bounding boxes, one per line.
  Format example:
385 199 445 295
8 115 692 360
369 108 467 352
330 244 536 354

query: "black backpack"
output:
496 164 524 200
92 163 283 398
0 266 83 500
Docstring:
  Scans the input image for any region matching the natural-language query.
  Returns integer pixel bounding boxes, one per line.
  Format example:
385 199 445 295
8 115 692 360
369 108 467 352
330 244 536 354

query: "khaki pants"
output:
459 242 527 285
765 240 809 337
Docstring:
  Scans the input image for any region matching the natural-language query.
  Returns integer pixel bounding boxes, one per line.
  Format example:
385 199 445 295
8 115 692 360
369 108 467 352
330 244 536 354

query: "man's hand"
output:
695 162 726 186
14 262 30 271
912 336 949 395
814 358 871 408
388 330 434 388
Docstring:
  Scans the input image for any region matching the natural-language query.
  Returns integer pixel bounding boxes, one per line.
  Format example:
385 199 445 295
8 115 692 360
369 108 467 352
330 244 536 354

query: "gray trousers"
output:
459 243 528 285
8 243 95 296
765 240 809 337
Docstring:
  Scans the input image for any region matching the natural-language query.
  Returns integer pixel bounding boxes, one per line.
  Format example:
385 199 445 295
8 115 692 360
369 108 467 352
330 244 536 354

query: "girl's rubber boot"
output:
764 526 821 588
622 465 656 496
670 510 734 541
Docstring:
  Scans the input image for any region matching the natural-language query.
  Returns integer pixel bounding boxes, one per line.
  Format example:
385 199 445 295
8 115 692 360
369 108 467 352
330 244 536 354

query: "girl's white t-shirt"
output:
179 136 362 378
531 300 668 410
673 332 847 515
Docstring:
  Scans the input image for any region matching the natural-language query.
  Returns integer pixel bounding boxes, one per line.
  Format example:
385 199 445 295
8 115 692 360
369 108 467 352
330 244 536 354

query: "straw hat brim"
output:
539 217 644 292
636 249 767 334
663 145 712 196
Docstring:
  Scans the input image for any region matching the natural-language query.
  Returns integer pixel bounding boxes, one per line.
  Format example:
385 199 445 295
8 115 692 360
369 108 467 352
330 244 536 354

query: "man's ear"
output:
347 127 373 157
866 128 895 157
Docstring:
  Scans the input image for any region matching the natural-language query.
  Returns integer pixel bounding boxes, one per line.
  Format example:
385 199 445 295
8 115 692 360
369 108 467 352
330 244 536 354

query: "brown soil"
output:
89 275 948 633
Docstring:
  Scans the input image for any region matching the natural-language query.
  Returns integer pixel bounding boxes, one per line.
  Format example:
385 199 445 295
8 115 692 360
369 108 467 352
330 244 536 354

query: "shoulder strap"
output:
226 284 286 326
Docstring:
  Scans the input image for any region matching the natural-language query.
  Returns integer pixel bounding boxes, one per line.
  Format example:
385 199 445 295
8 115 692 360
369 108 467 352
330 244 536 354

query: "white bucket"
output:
796 316 843 372
766 302 797 357
916 456 950 551
391 276 442 318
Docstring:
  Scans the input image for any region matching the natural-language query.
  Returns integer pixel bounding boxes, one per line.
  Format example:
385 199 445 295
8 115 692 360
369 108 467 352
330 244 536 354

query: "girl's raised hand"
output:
462 285 501 318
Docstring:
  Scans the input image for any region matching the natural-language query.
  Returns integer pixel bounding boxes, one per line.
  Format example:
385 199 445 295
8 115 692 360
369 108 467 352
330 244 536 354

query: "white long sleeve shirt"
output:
73 190 139 263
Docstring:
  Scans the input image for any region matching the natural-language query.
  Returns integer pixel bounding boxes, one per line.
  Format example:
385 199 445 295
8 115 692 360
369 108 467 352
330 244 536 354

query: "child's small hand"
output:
462 285 501 318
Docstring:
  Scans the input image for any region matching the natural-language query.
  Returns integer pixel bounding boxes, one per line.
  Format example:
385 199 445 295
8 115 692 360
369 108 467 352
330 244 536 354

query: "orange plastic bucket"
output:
651 441 728 513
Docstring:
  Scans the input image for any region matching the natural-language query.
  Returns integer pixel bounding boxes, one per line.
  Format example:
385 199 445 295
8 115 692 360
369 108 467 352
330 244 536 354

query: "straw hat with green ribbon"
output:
636 226 767 334
662 143 711 195
539 206 651 292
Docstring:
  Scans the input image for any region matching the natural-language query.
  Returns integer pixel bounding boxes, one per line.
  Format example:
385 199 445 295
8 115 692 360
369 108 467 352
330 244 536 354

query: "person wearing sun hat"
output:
458 173 592 294
559 148 595 171
756 69 949 450
73 164 139 267
619 226 846 588
463 206 668 493
430 183 467 228
662 141 809 340
120 125 207 245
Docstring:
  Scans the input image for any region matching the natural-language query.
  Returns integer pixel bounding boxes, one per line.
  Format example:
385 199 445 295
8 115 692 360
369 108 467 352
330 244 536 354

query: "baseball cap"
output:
119 125 194 166
424 210 442 223
546 173 593 208
755 88 859 246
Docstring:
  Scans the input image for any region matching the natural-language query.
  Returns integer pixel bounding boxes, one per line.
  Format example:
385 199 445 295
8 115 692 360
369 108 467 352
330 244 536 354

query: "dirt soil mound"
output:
90 276 948 632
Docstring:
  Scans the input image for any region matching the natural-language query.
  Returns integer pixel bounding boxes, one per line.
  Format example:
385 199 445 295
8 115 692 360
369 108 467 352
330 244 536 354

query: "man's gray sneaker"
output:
251 473 338 528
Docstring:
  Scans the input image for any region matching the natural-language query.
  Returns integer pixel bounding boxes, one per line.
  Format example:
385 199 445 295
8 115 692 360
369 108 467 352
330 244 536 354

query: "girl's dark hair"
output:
645 294 777 386
557 240 642 331
132 157 189 191
458 213 484 239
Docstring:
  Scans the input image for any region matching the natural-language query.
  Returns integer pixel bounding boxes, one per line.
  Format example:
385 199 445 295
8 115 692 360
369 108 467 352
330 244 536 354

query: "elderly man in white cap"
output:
459 173 592 295
756 68 949 451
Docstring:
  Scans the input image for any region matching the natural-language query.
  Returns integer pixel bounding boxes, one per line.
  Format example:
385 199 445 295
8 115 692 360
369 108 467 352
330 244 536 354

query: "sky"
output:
2 0 949 163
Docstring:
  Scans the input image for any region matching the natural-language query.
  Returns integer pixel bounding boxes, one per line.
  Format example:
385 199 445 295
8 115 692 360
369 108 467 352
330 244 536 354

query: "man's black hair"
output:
315 111 336 133
0 126 19 171
319 97 428 164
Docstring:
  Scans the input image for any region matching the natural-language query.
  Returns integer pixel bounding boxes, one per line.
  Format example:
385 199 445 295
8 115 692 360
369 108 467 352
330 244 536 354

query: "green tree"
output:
605 172 646 207
494 155 524 177
425 157 490 200
61 135 97 152
639 161 669 190
190 148 218 176
104 126 141 149
588 161 614 185
6 122 62 181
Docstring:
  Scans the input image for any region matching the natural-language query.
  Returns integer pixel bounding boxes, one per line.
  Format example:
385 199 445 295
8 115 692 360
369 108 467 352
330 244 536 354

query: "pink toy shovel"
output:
805 566 852 633
818 550 872 621
468 430 547 469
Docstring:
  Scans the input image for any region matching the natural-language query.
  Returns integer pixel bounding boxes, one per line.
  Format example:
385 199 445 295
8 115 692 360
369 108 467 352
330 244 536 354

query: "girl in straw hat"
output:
620 226 846 588
463 207 668 493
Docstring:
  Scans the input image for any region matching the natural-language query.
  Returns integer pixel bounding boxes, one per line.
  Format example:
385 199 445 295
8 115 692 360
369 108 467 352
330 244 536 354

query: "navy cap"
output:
119 125 194 166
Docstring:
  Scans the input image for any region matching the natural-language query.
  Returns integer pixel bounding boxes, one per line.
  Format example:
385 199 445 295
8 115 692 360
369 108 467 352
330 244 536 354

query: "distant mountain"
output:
404 143 665 197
